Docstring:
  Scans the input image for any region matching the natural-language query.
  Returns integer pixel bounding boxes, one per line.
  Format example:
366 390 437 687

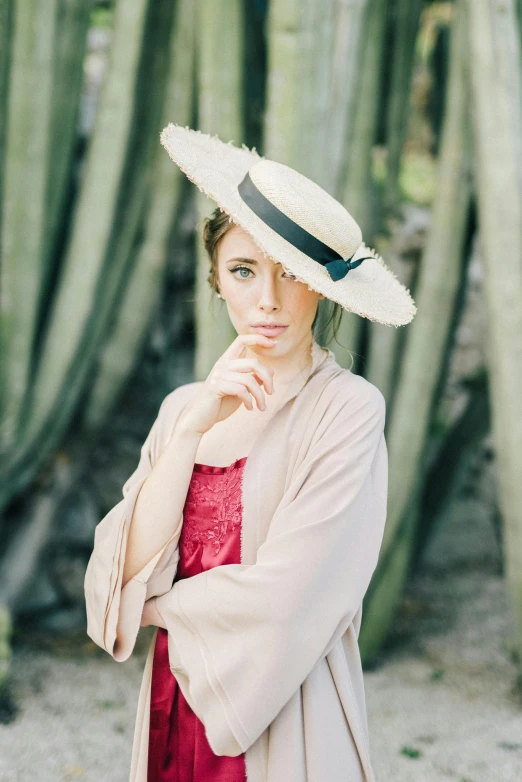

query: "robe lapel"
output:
239 338 335 564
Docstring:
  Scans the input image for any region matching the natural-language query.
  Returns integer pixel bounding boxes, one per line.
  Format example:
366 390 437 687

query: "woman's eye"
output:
231 265 252 279
230 266 296 280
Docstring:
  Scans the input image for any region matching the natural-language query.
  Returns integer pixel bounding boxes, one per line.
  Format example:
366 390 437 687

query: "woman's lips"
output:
252 326 288 337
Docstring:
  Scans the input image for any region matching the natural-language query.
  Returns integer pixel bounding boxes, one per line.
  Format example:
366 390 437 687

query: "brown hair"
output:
202 205 348 352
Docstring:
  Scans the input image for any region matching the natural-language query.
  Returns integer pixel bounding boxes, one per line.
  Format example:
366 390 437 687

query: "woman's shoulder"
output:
317 361 386 417
161 380 205 409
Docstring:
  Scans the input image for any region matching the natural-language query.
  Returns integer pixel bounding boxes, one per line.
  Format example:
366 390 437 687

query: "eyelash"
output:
230 265 296 280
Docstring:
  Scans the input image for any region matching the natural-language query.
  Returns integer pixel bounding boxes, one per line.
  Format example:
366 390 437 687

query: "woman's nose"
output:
257 279 281 309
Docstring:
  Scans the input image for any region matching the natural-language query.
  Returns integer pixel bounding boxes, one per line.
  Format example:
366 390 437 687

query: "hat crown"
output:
247 159 362 260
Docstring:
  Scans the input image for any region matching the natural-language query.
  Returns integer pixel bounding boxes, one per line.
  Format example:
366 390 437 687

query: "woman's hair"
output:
202 205 346 350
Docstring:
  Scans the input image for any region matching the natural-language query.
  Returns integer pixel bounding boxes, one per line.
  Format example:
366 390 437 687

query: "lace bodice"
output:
179 456 248 557
149 455 248 781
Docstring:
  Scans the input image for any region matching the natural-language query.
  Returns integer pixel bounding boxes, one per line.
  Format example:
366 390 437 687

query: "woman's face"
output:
216 225 324 352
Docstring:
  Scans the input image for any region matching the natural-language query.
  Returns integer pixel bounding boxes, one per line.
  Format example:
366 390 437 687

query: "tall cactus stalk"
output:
464 0 522 662
0 603 12 705
264 0 307 168
264 0 371 365
339 0 389 235
384 0 424 211
16 0 149 454
84 0 197 429
0 0 58 455
0 0 158 512
327 0 370 198
365 237 417 401
359 2 473 659
264 0 368 194
16 0 147 450
0 0 11 254
194 0 245 380
332 0 389 365
43 0 91 282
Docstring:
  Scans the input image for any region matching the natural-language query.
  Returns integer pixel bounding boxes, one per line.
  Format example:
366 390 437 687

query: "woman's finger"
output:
224 357 275 394
214 379 257 410
220 371 267 410
223 333 277 362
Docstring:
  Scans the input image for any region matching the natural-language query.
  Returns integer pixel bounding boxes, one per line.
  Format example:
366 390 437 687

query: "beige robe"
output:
84 339 388 781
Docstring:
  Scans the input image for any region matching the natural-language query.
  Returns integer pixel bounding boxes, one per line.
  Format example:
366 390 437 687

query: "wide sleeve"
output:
154 385 388 756
84 391 183 663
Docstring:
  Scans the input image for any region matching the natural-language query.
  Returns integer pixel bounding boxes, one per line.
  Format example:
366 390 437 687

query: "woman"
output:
84 124 416 782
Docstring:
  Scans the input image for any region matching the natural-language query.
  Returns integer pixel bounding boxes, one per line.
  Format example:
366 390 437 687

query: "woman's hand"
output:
141 597 167 629
177 334 277 436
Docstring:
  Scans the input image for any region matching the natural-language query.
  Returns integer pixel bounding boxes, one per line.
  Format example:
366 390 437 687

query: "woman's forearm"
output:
122 423 203 587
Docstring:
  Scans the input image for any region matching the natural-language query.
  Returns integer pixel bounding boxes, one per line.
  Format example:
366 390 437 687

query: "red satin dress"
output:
148 456 248 782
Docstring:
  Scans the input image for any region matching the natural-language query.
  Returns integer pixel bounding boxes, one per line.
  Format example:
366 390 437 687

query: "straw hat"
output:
160 123 417 327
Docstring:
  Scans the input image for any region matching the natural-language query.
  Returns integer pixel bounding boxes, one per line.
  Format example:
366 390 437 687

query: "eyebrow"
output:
225 256 281 267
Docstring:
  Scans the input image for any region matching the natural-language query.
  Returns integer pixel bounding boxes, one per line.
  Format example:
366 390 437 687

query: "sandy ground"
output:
1 491 521 782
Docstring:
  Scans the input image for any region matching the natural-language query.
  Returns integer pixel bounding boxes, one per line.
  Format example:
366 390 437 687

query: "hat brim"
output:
160 124 417 327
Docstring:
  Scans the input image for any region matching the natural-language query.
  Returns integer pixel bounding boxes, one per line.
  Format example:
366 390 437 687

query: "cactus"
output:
359 1 473 659
334 0 390 367
0 602 14 722
0 0 521 699
0 0 59 458
384 0 425 212
84 0 196 429
0 0 195 694
464 0 522 662
194 0 246 380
